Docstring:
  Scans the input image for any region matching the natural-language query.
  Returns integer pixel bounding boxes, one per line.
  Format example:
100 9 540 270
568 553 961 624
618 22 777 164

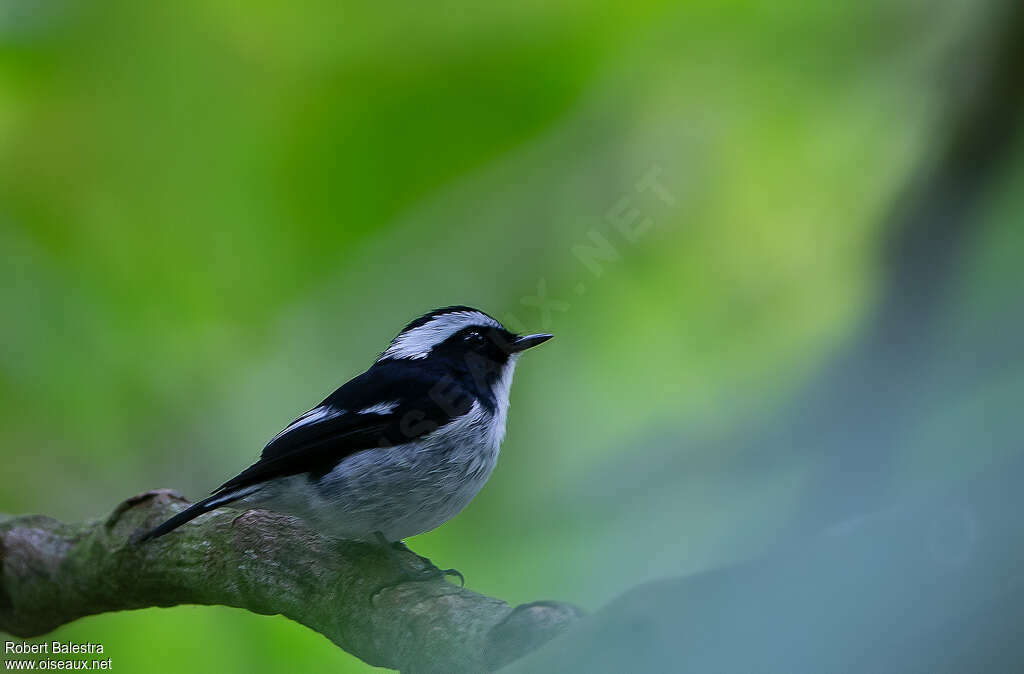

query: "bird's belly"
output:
245 433 500 542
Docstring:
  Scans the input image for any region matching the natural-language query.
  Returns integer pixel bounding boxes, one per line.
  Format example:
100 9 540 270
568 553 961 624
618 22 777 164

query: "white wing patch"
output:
208 484 261 507
357 400 400 415
269 406 344 443
378 310 501 361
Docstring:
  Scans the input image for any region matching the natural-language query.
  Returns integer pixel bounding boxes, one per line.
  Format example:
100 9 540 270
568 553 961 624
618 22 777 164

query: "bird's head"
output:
376 306 552 378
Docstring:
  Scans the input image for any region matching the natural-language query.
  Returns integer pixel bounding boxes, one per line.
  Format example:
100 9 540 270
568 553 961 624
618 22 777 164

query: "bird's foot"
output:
390 540 465 586
369 536 464 603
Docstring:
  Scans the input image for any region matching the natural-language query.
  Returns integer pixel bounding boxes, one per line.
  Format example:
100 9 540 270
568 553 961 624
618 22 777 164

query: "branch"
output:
0 490 581 673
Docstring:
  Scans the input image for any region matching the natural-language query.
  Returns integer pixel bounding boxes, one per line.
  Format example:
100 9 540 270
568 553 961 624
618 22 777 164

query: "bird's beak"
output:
508 333 554 353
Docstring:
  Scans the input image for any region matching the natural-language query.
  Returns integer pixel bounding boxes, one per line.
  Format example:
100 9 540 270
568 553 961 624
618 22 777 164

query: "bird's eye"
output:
465 330 484 344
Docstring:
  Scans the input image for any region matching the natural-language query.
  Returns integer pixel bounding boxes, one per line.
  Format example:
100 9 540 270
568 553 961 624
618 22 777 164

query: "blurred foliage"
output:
1 0 1019 671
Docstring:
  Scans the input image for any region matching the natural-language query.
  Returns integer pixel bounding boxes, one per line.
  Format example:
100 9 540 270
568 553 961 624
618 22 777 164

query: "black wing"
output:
214 361 473 494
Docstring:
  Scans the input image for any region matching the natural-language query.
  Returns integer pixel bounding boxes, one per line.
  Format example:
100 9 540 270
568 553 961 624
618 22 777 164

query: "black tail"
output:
133 488 249 543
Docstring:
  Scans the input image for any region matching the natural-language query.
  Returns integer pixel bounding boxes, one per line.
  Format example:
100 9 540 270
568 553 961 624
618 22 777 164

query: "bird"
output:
135 305 552 585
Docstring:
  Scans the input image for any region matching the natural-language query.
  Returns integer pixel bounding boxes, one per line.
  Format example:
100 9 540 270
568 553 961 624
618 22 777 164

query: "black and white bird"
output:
136 306 551 580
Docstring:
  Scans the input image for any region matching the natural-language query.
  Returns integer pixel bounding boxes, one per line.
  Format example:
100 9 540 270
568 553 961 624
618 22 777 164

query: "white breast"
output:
485 354 519 448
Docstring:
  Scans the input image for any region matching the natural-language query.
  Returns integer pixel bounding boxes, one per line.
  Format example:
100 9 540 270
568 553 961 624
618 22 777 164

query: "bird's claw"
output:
368 536 465 603
369 564 463 603
439 567 465 587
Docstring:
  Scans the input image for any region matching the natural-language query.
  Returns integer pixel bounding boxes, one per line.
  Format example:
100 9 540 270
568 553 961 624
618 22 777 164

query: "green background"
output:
2 0 1021 671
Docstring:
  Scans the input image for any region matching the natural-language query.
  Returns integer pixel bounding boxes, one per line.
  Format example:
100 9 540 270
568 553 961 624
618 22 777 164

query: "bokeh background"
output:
2 0 1022 671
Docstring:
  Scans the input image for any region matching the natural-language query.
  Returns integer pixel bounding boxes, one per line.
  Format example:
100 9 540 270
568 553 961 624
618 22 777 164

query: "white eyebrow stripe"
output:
270 406 344 442
357 400 400 415
378 311 501 361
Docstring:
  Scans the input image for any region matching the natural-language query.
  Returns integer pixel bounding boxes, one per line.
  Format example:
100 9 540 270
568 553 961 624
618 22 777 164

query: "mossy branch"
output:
0 490 581 673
